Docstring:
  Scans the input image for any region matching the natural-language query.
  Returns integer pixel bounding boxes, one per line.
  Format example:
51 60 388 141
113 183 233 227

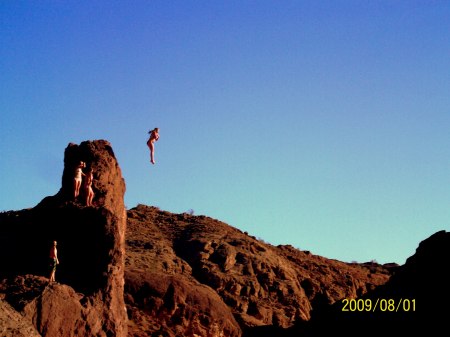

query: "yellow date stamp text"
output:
341 298 416 312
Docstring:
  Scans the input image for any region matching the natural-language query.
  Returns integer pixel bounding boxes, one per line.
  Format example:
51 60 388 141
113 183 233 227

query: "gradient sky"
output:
1 1 449 265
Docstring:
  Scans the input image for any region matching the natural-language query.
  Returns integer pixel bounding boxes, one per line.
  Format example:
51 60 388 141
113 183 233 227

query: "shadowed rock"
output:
0 140 127 337
287 230 450 337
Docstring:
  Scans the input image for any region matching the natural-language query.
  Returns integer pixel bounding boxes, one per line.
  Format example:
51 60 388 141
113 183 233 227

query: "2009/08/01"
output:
341 298 416 312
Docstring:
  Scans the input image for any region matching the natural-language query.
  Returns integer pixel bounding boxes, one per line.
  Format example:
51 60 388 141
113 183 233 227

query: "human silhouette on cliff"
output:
147 128 160 164
48 240 59 283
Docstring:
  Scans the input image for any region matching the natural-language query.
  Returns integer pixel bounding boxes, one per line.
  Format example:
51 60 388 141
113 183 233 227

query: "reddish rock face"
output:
0 140 127 337
0 297 41 337
126 271 242 337
3 139 446 337
125 205 392 336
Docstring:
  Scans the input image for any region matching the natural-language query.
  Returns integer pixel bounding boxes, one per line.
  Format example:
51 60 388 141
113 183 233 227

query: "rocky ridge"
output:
125 205 392 336
1 139 448 337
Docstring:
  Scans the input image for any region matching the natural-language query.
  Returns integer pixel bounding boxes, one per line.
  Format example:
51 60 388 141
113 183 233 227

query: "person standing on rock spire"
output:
147 128 160 164
48 240 59 283
73 161 86 199
84 167 95 206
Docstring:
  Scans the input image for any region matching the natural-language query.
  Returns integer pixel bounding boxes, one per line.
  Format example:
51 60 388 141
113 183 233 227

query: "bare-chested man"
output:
49 240 59 283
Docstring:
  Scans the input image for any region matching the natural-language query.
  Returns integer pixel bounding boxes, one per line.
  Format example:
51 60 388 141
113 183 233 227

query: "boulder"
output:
126 270 241 337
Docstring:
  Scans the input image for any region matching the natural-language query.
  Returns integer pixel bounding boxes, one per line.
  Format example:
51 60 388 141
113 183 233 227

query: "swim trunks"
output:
49 258 57 272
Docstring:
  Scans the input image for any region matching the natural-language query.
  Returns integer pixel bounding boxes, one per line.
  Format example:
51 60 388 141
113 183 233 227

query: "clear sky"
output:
1 1 449 265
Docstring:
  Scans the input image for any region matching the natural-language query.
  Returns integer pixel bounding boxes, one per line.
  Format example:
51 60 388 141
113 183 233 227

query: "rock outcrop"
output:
285 230 450 337
2 139 447 337
0 140 127 337
364 230 450 326
379 230 450 308
0 298 41 337
125 205 392 336
126 271 241 337
125 206 242 337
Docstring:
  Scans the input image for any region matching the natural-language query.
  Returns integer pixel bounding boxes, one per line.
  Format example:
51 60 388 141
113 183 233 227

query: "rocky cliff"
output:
0 140 127 337
124 206 449 337
124 205 392 337
1 140 448 337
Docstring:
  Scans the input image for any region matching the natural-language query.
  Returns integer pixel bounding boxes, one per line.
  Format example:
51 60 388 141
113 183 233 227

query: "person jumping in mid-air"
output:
147 127 160 164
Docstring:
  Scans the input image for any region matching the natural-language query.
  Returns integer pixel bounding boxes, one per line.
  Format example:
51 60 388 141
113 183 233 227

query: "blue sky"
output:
1 1 449 264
